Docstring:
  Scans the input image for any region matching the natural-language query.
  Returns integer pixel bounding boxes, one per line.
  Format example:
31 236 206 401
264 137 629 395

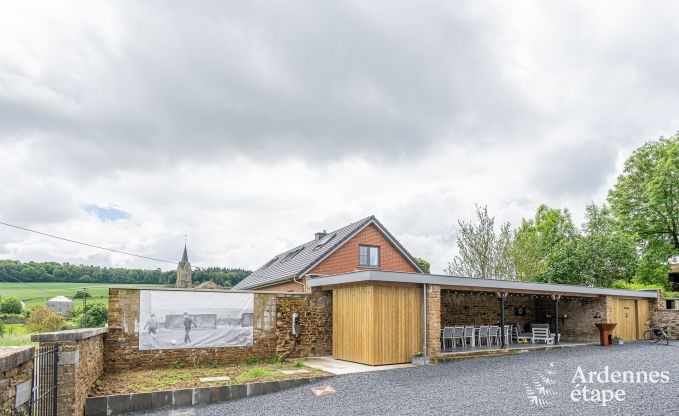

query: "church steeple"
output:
176 241 192 288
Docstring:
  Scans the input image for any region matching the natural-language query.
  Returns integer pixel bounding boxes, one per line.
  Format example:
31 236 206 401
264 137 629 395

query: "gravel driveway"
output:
133 342 679 416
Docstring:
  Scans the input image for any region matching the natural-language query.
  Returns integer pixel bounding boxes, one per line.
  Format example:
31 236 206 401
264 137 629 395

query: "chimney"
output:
315 230 327 241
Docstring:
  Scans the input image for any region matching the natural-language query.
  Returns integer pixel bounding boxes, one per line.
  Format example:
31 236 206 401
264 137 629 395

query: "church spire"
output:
181 244 189 264
176 237 192 288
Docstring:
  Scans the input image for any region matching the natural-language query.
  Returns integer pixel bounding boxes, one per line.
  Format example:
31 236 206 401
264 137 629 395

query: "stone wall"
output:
32 328 107 416
426 285 441 356
440 291 550 328
0 346 33 416
651 309 679 338
104 288 332 372
557 297 609 342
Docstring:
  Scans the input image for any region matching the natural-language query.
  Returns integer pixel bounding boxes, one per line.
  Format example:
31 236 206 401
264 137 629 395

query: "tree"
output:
414 257 431 273
608 134 679 269
0 297 23 314
576 204 638 287
447 205 514 279
26 306 66 333
71 303 108 328
73 290 91 299
511 205 576 282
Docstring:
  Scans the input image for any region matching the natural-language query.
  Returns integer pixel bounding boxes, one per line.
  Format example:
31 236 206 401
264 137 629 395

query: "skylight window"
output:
281 248 303 263
313 233 336 250
261 256 279 270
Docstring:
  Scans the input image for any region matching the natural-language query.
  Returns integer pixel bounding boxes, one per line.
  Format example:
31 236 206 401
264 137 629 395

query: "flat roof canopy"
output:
308 270 658 299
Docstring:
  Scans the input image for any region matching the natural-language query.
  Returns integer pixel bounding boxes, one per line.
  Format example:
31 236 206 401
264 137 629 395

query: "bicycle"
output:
643 322 670 345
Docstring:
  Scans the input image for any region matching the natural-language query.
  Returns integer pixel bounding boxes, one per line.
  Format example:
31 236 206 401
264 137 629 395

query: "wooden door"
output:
611 298 641 340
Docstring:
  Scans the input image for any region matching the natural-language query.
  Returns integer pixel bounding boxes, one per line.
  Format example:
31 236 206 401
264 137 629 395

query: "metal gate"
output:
31 343 59 416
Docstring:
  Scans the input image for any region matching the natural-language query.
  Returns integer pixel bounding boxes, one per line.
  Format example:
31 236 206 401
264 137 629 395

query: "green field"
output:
0 282 165 309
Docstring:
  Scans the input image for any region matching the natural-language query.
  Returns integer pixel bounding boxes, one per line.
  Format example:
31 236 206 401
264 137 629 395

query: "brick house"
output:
233 215 424 292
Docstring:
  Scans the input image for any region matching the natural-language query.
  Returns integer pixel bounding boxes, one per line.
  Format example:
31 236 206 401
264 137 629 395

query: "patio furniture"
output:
442 327 454 352
488 326 499 346
531 323 560 343
503 325 511 345
531 327 555 344
477 325 489 346
452 326 465 349
463 326 475 348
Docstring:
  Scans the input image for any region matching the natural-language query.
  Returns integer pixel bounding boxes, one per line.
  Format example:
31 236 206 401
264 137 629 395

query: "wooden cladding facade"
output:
610 298 649 340
332 284 423 365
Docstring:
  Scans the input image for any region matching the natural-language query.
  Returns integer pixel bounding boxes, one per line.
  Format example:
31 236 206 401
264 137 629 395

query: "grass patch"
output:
0 334 34 346
238 367 270 382
92 361 328 396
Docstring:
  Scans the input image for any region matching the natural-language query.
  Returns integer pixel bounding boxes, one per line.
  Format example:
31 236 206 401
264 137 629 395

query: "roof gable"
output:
234 216 423 289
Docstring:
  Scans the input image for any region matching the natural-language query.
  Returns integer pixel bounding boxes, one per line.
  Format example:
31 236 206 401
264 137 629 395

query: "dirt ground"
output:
92 360 329 395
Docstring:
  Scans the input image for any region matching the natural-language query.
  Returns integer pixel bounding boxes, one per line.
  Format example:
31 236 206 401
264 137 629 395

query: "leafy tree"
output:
26 305 66 333
0 297 23 314
414 257 431 273
447 205 514 279
73 290 91 299
71 303 108 328
512 220 546 281
511 205 576 281
608 134 679 269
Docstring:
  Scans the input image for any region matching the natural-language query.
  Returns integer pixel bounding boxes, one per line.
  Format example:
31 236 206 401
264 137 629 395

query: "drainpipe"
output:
423 284 428 357
293 275 306 292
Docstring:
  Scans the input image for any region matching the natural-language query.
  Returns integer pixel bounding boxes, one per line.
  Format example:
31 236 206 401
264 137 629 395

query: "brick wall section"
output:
426 285 441 356
104 288 332 372
259 279 307 293
309 224 419 276
0 346 33 416
257 224 420 292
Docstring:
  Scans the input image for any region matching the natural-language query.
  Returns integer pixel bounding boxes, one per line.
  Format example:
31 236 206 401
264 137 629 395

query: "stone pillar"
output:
426 285 441 357
0 346 34 416
32 328 107 416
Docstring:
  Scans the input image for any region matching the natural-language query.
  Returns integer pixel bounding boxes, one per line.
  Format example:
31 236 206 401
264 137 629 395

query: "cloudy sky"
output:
1 1 678 274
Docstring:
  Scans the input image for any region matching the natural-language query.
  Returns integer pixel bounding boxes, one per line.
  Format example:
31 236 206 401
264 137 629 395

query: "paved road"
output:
134 342 679 416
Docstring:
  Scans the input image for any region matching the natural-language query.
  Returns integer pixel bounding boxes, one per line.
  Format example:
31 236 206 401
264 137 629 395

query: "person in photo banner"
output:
183 312 198 344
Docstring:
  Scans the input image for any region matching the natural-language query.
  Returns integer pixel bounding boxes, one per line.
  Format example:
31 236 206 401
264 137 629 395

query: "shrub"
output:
0 321 4 337
70 303 108 328
171 361 185 369
246 355 260 365
292 359 304 368
0 297 23 314
25 306 65 333
269 354 283 365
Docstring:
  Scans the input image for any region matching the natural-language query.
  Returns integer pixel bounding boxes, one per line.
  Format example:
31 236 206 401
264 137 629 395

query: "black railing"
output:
31 343 59 416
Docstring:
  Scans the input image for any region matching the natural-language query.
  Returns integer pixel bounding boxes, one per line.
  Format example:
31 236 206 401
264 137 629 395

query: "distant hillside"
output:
0 259 250 288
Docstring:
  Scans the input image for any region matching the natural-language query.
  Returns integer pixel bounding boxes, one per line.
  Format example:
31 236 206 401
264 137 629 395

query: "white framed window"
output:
359 245 380 267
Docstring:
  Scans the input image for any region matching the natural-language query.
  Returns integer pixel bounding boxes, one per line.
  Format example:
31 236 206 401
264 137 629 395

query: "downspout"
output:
423 284 428 357
293 275 306 292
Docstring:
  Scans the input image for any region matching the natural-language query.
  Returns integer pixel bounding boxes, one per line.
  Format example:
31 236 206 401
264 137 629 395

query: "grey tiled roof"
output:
234 216 423 289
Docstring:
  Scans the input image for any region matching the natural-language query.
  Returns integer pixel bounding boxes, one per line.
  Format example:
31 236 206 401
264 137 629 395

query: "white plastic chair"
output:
452 326 465 349
488 326 499 346
463 326 475 348
477 325 489 346
442 327 454 352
